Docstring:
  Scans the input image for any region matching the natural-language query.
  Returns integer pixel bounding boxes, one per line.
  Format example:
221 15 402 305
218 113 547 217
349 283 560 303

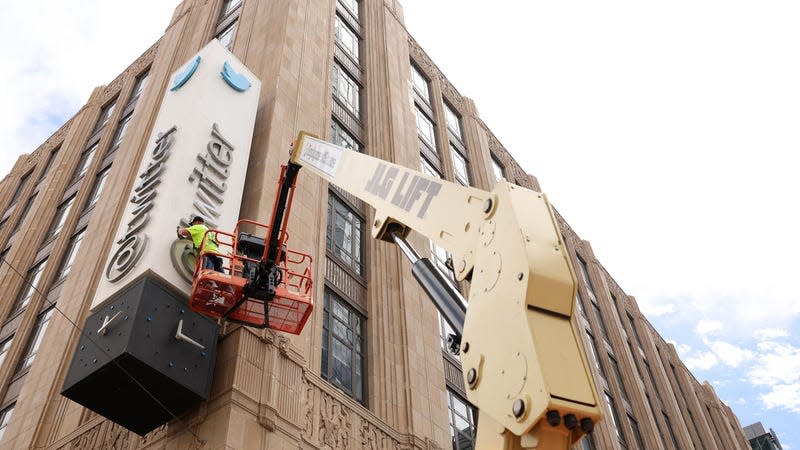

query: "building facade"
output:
744 422 784 450
0 0 750 449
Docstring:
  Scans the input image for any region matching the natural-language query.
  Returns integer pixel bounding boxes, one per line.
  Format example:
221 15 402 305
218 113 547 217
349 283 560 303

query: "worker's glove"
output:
176 226 182 239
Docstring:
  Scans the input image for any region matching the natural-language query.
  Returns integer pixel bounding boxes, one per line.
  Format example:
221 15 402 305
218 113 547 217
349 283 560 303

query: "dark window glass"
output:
330 119 361 152
8 171 32 205
54 228 86 283
585 331 606 378
420 155 441 179
609 354 629 403
332 63 360 115
628 415 645 450
37 149 59 182
579 435 595 450
14 308 54 375
0 404 14 441
592 301 609 341
326 194 363 275
439 313 456 351
47 195 75 239
10 259 48 315
321 289 365 403
9 193 37 235
447 389 476 450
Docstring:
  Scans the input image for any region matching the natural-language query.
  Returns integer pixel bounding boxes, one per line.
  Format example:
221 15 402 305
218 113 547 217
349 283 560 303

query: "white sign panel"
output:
91 40 261 309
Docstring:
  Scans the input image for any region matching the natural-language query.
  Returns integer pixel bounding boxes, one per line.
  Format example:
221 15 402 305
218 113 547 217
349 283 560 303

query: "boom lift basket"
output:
188 220 313 334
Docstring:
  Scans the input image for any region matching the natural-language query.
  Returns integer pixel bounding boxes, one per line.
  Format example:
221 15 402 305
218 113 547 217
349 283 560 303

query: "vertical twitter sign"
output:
91 39 261 310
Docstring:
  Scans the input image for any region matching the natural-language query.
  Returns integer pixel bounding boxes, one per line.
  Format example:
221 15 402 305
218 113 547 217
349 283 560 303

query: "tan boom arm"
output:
291 132 601 449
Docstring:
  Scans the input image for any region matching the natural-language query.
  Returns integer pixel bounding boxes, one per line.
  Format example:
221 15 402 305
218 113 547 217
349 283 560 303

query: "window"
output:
332 63 360 115
83 167 111 211
628 415 644 450
447 389 476 450
415 107 436 149
0 405 13 441
338 0 359 20
411 64 429 103
110 114 132 151
14 308 54 375
491 157 504 182
627 312 643 350
439 313 456 351
321 289 365 403
54 229 86 283
576 256 597 302
326 194 363 275
8 171 32 206
9 193 36 235
71 145 98 183
420 155 441 179
430 242 455 281
330 119 361 152
219 0 242 18
592 301 609 341
585 331 606 378
604 392 627 445
334 15 359 62
450 145 470 186
47 196 75 239
129 71 149 103
10 259 48 315
93 99 117 134
0 218 6 236
609 354 629 403
216 22 237 50
37 149 59 182
579 435 595 450
444 103 462 137
576 291 587 317
0 337 13 368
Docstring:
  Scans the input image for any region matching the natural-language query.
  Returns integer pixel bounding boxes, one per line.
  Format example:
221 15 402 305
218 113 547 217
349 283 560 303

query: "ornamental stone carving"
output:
318 391 352 450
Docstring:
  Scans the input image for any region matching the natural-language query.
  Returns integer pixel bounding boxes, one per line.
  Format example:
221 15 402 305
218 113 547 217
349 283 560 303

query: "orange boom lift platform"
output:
187 162 313 334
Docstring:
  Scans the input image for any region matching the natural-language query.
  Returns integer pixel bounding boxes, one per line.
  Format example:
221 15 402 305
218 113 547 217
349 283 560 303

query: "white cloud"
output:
708 340 754 368
760 384 800 414
754 328 789 341
639 302 675 317
749 342 800 387
685 351 718 371
695 320 723 335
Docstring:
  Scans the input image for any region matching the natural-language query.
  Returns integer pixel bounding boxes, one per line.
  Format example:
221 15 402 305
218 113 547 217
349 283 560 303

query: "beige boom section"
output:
291 132 602 450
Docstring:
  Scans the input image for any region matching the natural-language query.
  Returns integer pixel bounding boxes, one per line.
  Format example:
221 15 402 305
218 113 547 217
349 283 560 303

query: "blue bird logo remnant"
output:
170 56 202 92
221 61 251 92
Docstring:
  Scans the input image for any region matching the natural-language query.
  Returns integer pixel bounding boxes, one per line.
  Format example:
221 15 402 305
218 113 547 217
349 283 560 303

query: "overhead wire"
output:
0 257 205 445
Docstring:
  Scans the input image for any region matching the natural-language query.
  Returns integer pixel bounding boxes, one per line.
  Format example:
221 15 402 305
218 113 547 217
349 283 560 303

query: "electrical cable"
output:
0 258 205 445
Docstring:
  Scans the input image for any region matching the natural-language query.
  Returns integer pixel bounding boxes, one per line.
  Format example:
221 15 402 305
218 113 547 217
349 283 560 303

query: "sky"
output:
1 0 798 447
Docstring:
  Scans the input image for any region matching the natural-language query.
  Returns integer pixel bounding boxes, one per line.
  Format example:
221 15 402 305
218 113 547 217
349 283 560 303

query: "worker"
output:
178 216 223 272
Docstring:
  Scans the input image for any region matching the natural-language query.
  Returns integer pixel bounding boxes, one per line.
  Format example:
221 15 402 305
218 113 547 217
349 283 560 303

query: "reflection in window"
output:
93 99 117 134
55 229 86 283
447 389 476 450
326 194 363 275
338 0 359 20
72 145 98 183
0 405 14 441
330 119 361 152
15 308 54 375
8 171 32 206
37 149 59 183
220 0 242 18
430 242 455 282
110 114 132 151
605 392 627 445
129 71 149 103
491 157 504 182
444 103 462 137
335 15 359 62
0 337 13 368
450 145 470 186
411 64 429 103
84 168 111 211
415 107 436 149
47 196 75 239
10 259 48 315
420 155 441 179
332 63 360 115
321 289 365 403
217 22 237 50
